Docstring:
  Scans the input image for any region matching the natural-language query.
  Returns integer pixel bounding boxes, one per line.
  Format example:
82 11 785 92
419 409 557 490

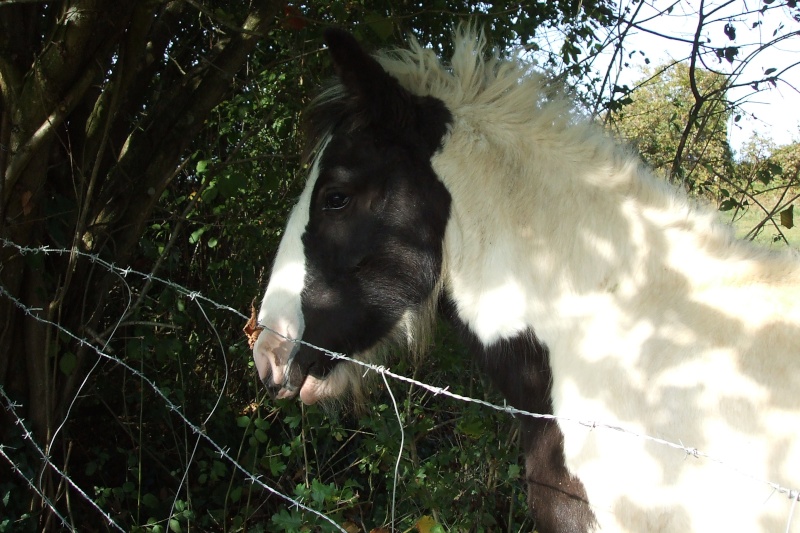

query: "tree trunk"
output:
0 1 277 526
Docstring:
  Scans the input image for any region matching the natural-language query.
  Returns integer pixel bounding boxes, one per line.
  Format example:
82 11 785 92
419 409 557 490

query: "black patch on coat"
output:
443 299 597 533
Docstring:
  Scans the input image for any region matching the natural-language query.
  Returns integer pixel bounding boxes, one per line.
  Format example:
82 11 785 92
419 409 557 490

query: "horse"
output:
250 27 800 532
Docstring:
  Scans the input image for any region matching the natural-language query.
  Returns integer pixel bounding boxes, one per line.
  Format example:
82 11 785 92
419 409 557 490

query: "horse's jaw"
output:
272 375 326 405
283 367 351 405
295 375 330 404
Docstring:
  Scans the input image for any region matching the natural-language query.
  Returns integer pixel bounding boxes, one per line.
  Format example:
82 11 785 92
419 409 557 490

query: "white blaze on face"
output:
253 143 327 394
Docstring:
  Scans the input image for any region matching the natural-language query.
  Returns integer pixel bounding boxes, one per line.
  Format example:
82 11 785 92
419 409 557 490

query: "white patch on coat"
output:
254 141 328 389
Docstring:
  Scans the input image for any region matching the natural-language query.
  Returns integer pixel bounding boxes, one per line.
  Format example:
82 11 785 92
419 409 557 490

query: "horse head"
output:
253 29 452 404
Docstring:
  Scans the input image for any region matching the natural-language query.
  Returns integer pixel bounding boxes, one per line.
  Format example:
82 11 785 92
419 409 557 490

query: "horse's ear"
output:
323 29 392 105
323 28 450 153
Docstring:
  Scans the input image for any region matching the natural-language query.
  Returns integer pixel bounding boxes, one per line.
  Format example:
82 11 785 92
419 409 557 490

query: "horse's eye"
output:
323 191 350 211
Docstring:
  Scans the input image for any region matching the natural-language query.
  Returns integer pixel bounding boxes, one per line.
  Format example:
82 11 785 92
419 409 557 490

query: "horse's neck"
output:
436 134 794 347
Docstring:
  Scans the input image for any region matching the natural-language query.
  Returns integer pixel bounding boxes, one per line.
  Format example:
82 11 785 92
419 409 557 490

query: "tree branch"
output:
2 50 102 203
93 1 277 265
668 0 708 184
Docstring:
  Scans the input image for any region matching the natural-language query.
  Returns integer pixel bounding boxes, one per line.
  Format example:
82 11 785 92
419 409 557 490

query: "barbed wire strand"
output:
0 239 248 319
2 239 799 529
787 493 799 533
0 271 347 532
0 387 122 532
381 370 404 532
0 445 75 533
43 261 135 495
289 332 800 504
168 296 231 526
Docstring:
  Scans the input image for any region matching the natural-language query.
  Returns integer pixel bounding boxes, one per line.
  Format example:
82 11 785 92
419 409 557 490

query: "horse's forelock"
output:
301 85 347 165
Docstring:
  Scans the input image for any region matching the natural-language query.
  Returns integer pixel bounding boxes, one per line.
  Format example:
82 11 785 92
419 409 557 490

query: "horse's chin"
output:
272 374 332 404
298 375 329 405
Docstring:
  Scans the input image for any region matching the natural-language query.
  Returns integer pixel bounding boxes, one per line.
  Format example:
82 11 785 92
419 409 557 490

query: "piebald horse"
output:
251 27 800 532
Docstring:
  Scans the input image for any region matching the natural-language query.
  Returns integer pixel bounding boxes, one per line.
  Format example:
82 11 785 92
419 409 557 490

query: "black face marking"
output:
283 29 453 390
288 126 451 384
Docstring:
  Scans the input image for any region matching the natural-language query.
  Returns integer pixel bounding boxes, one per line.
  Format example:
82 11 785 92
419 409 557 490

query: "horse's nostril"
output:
263 380 283 399
263 378 299 400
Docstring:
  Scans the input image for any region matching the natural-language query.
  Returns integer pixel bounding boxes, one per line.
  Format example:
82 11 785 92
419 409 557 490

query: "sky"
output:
586 0 800 154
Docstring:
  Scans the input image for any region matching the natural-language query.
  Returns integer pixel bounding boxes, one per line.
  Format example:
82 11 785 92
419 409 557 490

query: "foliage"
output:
599 0 800 248
2 0 796 530
723 136 800 246
610 60 800 247
0 1 614 531
609 62 735 196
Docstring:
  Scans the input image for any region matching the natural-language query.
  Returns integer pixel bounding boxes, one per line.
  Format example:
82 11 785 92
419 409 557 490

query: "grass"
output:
720 198 800 251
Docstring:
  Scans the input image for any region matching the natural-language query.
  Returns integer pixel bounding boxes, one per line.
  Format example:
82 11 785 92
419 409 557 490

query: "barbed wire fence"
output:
1 238 798 532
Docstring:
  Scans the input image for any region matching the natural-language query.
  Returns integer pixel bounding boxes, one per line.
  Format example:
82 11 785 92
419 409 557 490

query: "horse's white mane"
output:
377 27 583 143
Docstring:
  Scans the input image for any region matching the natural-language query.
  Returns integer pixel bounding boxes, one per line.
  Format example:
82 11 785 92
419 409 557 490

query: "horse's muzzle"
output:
252 330 298 392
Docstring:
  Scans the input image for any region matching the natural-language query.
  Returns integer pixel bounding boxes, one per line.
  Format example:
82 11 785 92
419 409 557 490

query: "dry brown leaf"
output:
243 300 263 349
342 521 361 533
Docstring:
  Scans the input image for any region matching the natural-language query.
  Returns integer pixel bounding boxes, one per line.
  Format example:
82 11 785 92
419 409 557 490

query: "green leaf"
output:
195 160 209 174
142 493 159 508
168 519 182 533
211 460 227 478
284 414 301 429
365 13 393 41
271 509 304 531
310 479 334 506
780 205 793 229
200 183 218 203
457 417 484 438
59 353 77 376
254 428 269 443
189 227 206 244
217 171 247 197
266 455 286 477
